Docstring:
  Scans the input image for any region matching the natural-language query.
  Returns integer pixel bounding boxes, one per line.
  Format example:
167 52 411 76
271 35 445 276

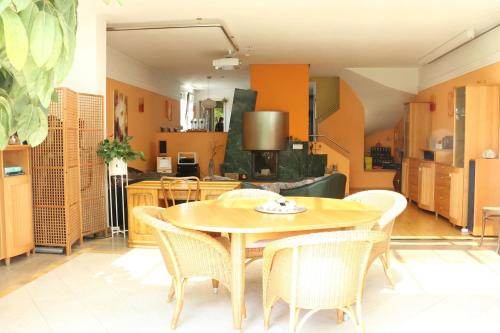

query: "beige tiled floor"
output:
1 238 499 333
0 236 128 297
393 202 463 238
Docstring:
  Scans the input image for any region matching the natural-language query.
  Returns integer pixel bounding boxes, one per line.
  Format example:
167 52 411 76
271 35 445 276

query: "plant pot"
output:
109 158 128 176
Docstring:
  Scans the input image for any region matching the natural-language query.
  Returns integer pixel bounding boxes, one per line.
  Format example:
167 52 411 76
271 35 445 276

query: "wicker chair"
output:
217 189 284 262
160 176 200 208
133 206 232 330
344 190 407 287
263 230 386 333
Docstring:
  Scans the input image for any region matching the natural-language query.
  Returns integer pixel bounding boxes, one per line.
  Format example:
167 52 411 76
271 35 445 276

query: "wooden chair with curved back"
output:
343 190 407 287
160 176 200 208
263 230 386 333
217 189 284 263
133 206 232 330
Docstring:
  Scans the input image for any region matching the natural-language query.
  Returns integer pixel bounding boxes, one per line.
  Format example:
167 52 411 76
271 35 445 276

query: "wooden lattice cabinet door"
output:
32 88 82 255
78 93 106 236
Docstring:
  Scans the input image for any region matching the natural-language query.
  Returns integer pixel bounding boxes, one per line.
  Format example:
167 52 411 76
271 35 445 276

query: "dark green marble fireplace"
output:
220 88 326 181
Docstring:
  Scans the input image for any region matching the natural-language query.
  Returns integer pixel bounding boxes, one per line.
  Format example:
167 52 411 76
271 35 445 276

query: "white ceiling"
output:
100 0 500 130
101 0 500 81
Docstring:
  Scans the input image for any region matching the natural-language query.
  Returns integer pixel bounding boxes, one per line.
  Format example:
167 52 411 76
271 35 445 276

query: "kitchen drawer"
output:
435 164 451 174
409 185 419 201
434 182 450 193
435 177 450 187
435 191 450 203
409 177 419 186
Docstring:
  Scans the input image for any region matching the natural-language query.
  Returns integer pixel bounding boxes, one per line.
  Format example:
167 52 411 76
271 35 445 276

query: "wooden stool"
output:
480 207 500 254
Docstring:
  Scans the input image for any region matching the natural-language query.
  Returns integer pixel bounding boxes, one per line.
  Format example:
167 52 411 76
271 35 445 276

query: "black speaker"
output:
159 140 167 156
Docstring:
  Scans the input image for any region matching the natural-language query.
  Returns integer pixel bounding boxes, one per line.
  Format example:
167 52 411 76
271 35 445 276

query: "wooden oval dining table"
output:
161 196 381 331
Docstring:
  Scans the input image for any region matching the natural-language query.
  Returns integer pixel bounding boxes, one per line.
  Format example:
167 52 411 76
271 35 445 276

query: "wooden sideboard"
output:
127 180 240 247
0 145 34 265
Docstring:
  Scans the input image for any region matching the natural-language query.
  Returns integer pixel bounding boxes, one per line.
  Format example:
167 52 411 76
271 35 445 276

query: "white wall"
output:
107 47 181 98
61 1 106 96
419 26 500 91
348 68 419 94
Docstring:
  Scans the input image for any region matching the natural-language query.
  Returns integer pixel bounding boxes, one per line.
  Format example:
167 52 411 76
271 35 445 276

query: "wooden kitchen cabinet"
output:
401 158 409 198
454 85 499 229
0 145 34 266
434 164 451 219
127 180 240 247
449 168 464 226
418 161 435 211
408 158 420 202
404 102 431 159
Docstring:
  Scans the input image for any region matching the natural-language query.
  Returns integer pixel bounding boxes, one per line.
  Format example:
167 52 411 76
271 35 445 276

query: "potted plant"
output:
97 136 145 176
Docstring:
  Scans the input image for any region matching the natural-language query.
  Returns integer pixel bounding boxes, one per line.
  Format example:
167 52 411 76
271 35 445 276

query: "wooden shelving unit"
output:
402 86 499 231
0 145 34 265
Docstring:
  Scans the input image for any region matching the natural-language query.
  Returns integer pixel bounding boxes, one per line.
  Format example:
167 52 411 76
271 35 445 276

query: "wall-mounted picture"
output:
113 90 128 141
138 97 144 113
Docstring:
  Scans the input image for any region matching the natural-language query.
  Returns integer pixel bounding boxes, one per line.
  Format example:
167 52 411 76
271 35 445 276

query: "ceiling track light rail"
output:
107 20 240 53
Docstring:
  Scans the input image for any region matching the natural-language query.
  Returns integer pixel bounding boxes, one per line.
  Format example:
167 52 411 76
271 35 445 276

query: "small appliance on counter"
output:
177 152 200 178
157 156 172 173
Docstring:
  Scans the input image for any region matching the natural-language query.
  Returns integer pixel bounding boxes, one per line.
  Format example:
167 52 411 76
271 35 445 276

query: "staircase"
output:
309 135 350 194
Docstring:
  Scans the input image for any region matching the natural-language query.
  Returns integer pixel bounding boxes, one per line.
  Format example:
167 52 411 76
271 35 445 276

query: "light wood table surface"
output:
162 196 381 331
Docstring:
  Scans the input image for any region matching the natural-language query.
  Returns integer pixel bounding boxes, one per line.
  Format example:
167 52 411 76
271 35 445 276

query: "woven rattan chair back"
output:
133 206 231 286
133 206 232 329
343 190 407 288
160 176 201 208
344 190 407 232
217 188 283 201
263 230 385 332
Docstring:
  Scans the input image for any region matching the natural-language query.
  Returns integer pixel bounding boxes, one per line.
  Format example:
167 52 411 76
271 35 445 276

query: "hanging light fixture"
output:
201 75 217 109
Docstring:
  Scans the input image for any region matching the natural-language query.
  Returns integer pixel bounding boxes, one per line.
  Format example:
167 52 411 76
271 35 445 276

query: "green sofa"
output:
241 173 347 199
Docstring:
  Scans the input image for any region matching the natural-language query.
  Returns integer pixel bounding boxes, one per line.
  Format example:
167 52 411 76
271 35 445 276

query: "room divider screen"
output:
32 88 106 255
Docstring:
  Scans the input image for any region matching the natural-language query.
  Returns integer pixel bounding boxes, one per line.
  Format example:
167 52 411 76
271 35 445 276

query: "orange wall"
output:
364 128 395 157
250 64 309 141
106 78 180 171
319 79 395 190
415 61 500 139
155 132 227 179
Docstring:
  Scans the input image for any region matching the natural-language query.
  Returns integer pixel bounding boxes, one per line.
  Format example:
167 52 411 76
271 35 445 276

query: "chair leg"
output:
380 252 395 288
496 234 500 255
263 306 272 330
170 278 186 330
211 279 219 294
263 296 277 330
480 214 487 246
293 308 300 331
354 302 365 333
167 281 176 302
289 305 297 333
336 309 345 323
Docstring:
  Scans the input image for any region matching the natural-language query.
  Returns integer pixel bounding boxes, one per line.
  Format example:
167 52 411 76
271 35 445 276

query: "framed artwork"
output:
113 90 128 141
166 99 172 121
138 97 144 113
